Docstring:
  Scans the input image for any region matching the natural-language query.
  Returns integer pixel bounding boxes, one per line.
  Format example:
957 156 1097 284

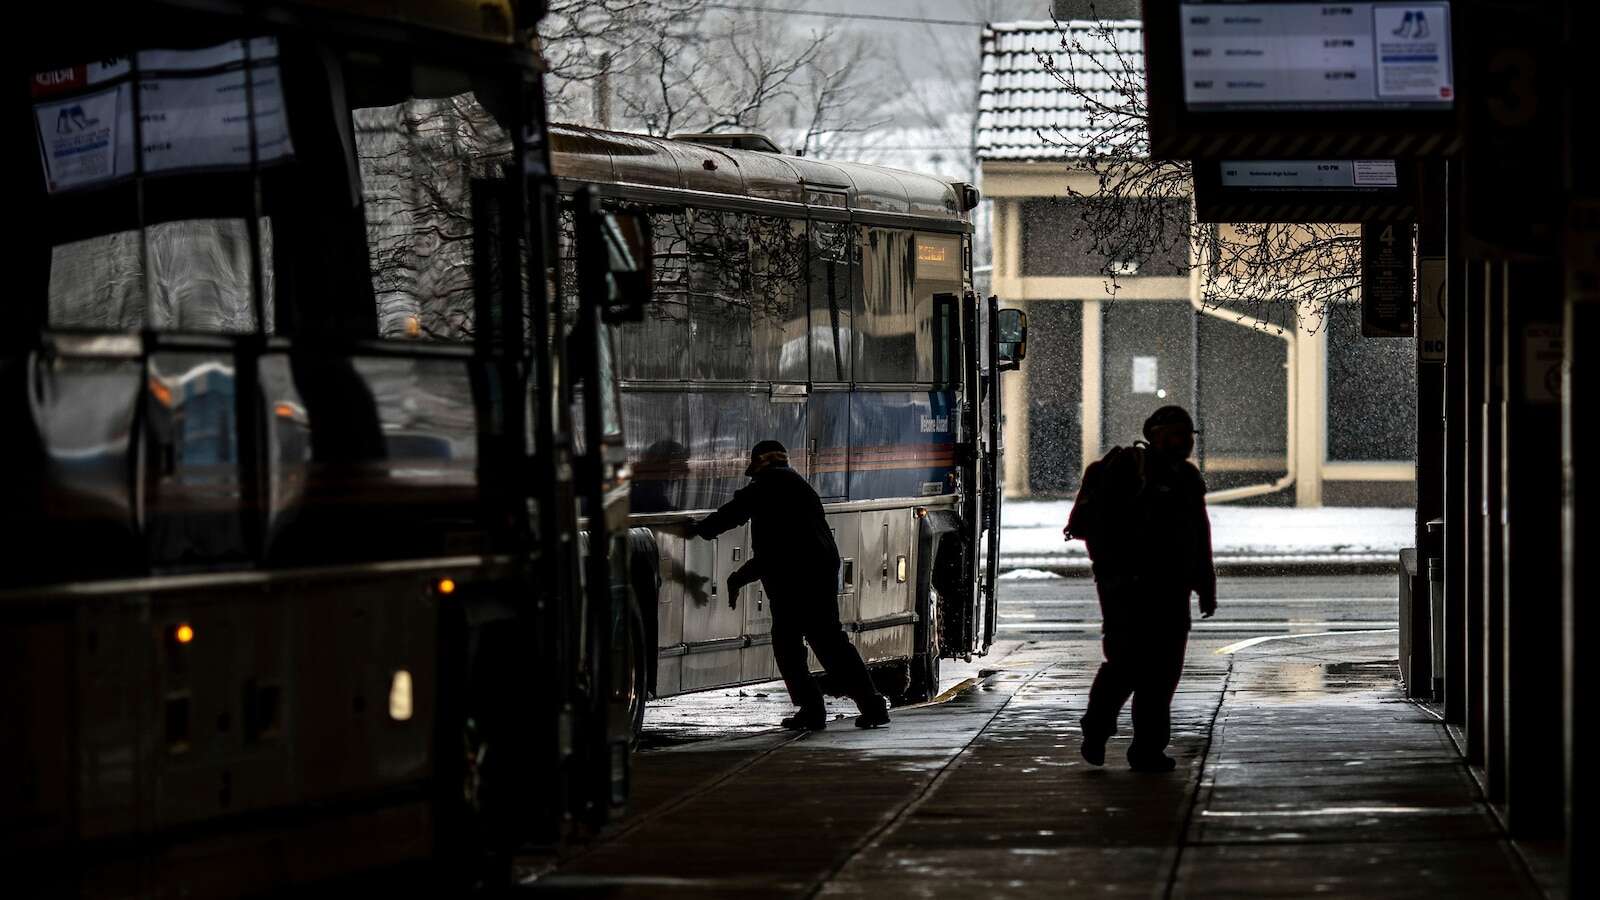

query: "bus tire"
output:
622 600 648 746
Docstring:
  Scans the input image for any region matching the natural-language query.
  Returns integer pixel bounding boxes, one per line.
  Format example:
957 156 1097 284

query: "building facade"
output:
978 20 1415 507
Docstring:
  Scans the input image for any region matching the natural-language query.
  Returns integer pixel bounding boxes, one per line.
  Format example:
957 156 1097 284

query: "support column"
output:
1499 259 1566 838
1483 261 1506 804
1081 299 1102 468
1416 165 1447 699
1463 255 1487 766
1442 161 1468 724
1564 5 1596 888
1292 324 1325 507
1566 218 1597 896
1002 299 1030 499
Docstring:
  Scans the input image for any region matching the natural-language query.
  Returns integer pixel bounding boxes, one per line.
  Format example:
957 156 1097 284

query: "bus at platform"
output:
4 1 647 893
550 128 1028 716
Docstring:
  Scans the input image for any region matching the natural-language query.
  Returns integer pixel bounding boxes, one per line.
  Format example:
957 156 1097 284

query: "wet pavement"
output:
523 629 1541 897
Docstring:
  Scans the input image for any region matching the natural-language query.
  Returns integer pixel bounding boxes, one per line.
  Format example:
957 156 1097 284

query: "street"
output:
997 573 1398 640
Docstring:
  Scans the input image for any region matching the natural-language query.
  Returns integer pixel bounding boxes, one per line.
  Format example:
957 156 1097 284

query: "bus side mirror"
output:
601 210 652 324
996 307 1027 372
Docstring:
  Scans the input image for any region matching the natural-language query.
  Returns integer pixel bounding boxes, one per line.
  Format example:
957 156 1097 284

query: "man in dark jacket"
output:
692 440 891 731
1065 406 1217 772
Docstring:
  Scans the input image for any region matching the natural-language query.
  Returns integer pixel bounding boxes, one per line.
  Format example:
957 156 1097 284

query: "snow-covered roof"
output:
978 19 1145 162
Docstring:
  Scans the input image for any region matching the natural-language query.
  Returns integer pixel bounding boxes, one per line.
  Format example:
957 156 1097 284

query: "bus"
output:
550 128 1027 715
4 2 646 893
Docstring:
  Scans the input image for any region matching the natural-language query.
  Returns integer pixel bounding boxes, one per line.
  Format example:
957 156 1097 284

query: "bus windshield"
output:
16 24 534 579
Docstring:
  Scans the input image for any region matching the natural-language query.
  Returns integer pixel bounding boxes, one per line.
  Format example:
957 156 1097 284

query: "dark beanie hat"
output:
1142 405 1197 440
746 439 789 476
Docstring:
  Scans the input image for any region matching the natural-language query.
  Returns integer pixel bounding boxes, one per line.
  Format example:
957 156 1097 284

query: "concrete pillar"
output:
1565 226 1597 896
1499 260 1566 838
1563 6 1596 888
1483 261 1506 804
995 200 1030 499
1442 161 1468 725
1081 299 1102 468
1002 299 1030 499
1416 167 1447 699
1463 252 1488 766
1292 323 1325 507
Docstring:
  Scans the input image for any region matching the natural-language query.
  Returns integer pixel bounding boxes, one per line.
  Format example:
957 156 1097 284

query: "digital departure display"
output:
1193 158 1419 223
1219 159 1398 190
1179 2 1453 112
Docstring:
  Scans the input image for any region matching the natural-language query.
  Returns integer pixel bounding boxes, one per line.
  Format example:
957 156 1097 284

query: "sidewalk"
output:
1002 501 1412 574
522 633 1541 897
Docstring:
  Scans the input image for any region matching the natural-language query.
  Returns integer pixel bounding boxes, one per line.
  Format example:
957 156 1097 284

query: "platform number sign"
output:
1362 222 1415 338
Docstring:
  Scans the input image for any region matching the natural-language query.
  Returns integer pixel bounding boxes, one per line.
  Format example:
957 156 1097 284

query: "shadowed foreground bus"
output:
3 2 645 893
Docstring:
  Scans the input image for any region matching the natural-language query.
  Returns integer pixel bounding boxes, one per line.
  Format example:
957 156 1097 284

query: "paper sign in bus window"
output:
32 38 294 193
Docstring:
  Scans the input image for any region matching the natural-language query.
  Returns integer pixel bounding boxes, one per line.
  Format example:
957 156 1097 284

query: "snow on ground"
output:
997 568 1065 580
1001 501 1412 558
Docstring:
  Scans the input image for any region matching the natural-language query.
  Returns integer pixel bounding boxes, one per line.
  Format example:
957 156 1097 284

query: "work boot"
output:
1128 751 1177 773
1079 717 1110 766
781 709 827 731
854 695 891 729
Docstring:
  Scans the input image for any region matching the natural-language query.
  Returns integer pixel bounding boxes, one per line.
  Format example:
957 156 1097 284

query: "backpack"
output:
1064 441 1149 545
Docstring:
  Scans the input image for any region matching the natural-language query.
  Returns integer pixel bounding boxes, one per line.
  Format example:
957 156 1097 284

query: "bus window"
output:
857 228 918 383
688 209 752 381
35 38 289 334
808 221 853 384
611 208 690 381
352 92 511 342
914 234 963 384
49 219 274 333
750 216 808 383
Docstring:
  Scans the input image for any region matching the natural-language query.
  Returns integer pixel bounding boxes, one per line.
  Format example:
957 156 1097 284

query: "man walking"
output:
692 440 892 731
1066 406 1217 772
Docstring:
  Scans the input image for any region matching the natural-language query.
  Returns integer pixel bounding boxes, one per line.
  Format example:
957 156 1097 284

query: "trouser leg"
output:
1129 628 1189 760
772 610 825 714
796 586 882 714
1084 629 1136 734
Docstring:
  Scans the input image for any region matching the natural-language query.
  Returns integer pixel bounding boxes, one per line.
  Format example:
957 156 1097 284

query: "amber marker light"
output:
437 577 457 596
174 623 195 644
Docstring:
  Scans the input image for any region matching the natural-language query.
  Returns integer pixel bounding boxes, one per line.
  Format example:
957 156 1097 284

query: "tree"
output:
539 0 890 156
1033 11 1360 333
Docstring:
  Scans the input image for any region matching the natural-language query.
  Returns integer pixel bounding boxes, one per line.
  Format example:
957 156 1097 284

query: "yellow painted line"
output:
1214 628 1399 655
916 676 981 707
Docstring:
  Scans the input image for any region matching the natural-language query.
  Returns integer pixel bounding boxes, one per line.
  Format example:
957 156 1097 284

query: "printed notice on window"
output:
1179 3 1453 111
32 38 293 193
1132 356 1160 394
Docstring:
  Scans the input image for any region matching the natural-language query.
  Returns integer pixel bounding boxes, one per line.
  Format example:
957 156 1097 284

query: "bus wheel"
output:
616 600 649 748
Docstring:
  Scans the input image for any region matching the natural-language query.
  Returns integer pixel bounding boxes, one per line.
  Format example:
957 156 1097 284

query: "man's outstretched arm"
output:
693 482 759 539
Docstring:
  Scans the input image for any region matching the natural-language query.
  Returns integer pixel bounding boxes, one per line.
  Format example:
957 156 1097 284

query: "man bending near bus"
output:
1065 406 1217 772
692 440 892 731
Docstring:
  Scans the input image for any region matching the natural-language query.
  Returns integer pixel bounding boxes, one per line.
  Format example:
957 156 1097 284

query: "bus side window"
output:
808 220 853 384
750 216 808 384
932 293 961 388
687 209 752 382
351 91 511 342
914 234 963 384
613 208 689 381
857 228 916 384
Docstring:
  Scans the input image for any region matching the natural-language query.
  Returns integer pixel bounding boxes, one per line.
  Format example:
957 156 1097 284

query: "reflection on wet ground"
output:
523 628 1541 897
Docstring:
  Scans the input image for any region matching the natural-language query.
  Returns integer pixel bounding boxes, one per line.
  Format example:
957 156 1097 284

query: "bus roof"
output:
549 125 974 224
